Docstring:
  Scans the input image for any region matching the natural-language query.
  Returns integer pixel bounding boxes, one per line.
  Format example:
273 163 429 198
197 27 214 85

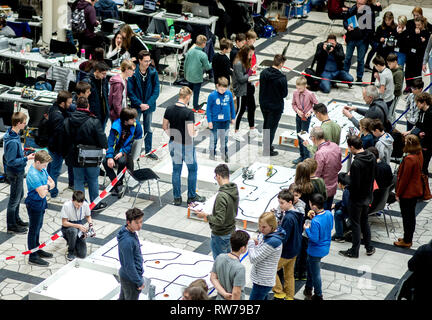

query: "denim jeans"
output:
119 276 142 300
397 52 406 68
344 39 368 80
334 209 348 237
61 225 87 258
210 233 232 261
6 170 24 228
319 70 354 93
27 204 45 259
73 166 100 203
169 142 197 199
210 120 230 157
188 82 202 110
306 255 323 297
249 283 272 300
137 110 153 154
47 151 63 197
296 115 311 159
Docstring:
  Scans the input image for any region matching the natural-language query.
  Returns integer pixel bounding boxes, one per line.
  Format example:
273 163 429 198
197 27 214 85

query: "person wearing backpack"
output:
46 91 73 200
64 97 108 212
74 0 106 51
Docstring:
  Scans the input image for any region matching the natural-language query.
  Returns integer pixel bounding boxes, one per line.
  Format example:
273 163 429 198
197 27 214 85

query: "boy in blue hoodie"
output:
272 189 304 301
118 208 146 300
206 77 236 162
332 172 351 243
304 193 333 301
4 112 34 234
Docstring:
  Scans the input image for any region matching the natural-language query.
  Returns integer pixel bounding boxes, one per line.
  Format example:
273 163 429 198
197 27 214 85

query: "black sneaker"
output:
331 235 345 243
16 219 29 227
303 287 313 299
7 225 28 234
366 247 376 256
147 153 159 160
270 150 279 157
92 202 108 212
187 194 206 204
311 294 323 301
66 252 76 261
173 198 182 206
37 250 53 258
356 78 363 83
348 83 353 89
224 155 229 163
28 256 49 267
338 249 359 258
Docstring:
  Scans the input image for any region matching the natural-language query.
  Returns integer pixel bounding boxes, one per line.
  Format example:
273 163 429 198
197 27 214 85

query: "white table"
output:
0 86 58 107
118 4 160 18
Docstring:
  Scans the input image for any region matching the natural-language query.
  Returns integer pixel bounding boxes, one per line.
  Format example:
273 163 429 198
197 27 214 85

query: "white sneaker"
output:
249 128 262 139
233 131 244 142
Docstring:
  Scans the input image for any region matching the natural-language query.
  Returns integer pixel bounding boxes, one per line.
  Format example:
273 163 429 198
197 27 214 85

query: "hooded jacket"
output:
412 107 432 149
76 0 98 39
258 66 288 113
280 209 304 259
94 0 119 19
47 103 69 156
84 72 109 126
3 128 27 173
349 150 376 206
305 210 333 258
375 132 394 165
106 118 143 159
349 98 388 129
117 225 144 287
64 108 108 167
127 65 160 113
109 74 128 121
248 227 285 287
208 182 239 236
315 141 342 197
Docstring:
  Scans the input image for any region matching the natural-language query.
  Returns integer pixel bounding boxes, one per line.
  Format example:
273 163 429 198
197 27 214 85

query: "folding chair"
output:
121 167 162 207
368 185 395 237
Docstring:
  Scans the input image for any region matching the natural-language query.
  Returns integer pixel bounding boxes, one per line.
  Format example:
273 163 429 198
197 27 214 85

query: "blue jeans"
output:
210 233 232 261
27 204 45 259
73 166 100 203
138 110 153 154
169 142 197 199
397 52 406 68
344 39 368 80
47 151 63 197
6 170 24 228
334 209 348 237
306 255 323 297
188 82 202 109
295 115 311 160
249 283 272 300
320 70 354 93
210 120 230 157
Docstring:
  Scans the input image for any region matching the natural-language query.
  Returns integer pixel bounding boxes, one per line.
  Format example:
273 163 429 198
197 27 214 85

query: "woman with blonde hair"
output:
248 212 285 300
394 134 424 248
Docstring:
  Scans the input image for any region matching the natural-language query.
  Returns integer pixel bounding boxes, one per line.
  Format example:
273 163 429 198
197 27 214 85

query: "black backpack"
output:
34 116 50 148
305 59 320 91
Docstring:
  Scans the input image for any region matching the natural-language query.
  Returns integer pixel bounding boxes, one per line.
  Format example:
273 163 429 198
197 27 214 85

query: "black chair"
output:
368 185 395 237
23 103 50 146
121 167 162 207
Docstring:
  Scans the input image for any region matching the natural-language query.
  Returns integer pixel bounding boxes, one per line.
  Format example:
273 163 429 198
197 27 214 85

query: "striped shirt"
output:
248 229 284 287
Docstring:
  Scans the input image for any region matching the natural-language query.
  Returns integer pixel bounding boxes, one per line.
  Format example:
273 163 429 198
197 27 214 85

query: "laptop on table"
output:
162 2 182 18
141 0 157 14
191 5 210 18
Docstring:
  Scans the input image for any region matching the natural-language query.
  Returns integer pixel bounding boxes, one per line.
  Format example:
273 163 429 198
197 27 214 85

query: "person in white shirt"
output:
61 190 93 261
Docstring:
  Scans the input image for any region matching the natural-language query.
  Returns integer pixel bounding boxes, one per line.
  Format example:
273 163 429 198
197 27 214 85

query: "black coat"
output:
313 42 345 77
84 73 109 126
64 108 108 167
258 66 288 113
47 103 69 156
408 240 432 300
349 150 376 206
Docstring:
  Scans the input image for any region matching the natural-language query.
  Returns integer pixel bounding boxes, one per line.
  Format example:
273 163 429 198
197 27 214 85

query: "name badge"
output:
216 98 220 105
411 48 416 53
218 114 224 120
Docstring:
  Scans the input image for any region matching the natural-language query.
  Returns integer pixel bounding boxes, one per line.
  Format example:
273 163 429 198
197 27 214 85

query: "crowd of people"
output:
1 0 432 301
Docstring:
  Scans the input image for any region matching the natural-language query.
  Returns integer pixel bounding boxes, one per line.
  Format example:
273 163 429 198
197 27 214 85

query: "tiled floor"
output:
1 3 432 300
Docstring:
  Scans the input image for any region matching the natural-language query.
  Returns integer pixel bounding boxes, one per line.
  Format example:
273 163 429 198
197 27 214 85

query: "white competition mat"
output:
88 238 214 300
193 162 296 224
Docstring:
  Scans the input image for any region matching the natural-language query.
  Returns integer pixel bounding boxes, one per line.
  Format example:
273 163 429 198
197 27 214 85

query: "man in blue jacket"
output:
272 189 303 301
4 112 34 234
127 50 160 160
85 61 110 130
103 108 143 197
118 208 146 300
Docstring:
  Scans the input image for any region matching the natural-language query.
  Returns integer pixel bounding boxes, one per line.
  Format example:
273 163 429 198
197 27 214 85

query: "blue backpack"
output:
34 81 53 91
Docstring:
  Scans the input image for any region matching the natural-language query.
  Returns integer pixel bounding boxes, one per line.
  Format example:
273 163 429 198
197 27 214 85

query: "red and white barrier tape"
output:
0 167 127 262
